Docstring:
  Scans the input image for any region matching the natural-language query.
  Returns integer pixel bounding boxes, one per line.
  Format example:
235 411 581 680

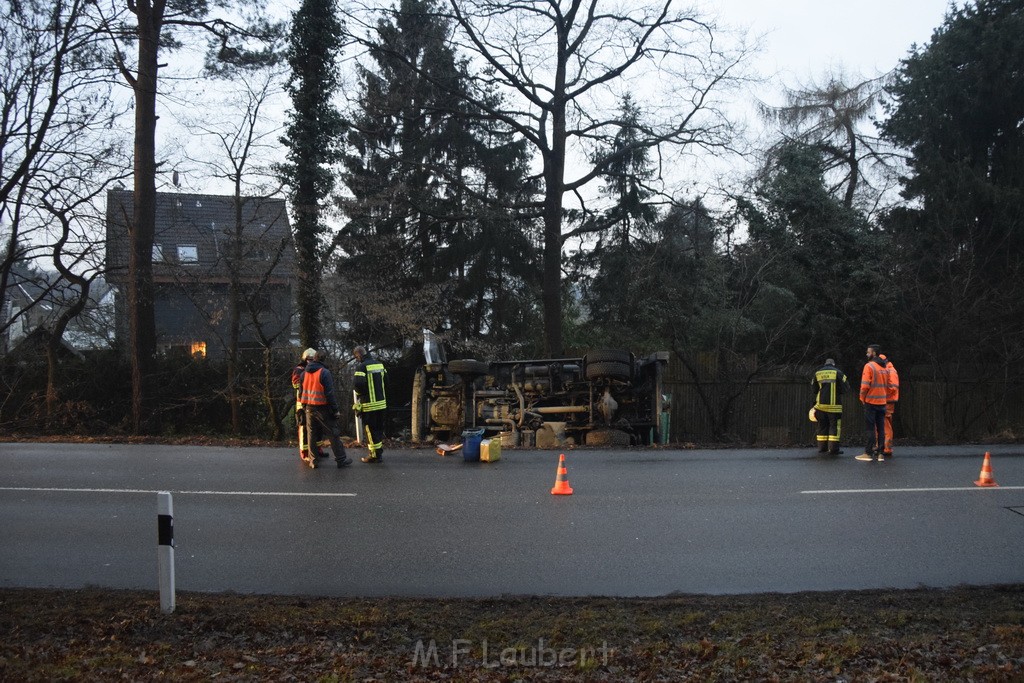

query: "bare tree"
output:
1 0 121 349
95 0 281 433
183 69 288 434
441 0 749 354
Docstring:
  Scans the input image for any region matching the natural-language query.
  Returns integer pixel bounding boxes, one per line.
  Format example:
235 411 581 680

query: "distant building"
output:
1 262 113 357
105 190 295 361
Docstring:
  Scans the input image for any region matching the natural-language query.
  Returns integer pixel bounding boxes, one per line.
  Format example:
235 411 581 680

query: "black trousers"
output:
305 405 346 463
814 409 842 453
362 408 386 457
864 403 886 456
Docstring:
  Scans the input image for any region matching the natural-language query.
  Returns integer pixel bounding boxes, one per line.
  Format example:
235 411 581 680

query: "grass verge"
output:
2 586 1023 681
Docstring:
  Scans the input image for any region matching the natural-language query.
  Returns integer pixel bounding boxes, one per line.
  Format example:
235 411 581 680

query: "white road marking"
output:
0 487 356 497
802 486 1024 494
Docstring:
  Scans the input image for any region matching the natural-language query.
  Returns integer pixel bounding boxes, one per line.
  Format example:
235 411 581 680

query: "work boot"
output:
817 445 828 454
336 455 352 467
361 454 381 463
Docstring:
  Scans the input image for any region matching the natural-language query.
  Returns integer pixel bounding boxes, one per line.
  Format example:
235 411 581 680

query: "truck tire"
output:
584 360 631 381
585 348 631 365
447 359 490 376
586 429 631 447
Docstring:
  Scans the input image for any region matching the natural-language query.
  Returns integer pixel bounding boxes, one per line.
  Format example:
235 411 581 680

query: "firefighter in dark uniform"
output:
812 358 849 456
300 349 352 468
352 346 387 463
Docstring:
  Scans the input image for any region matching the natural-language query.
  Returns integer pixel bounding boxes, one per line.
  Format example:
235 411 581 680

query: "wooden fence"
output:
663 361 1024 446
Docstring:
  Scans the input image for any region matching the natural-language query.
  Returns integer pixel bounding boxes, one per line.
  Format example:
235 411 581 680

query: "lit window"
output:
153 244 164 262
178 245 198 262
190 342 207 358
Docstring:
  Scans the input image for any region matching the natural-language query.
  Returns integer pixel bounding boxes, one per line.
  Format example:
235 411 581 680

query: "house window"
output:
190 341 207 358
177 245 198 263
153 244 164 262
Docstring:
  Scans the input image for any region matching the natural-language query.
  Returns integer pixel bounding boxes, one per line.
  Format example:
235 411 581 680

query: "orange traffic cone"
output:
551 453 574 495
974 452 999 487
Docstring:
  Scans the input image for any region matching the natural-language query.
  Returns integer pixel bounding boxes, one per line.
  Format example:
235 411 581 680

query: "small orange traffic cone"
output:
974 451 999 487
551 453 574 495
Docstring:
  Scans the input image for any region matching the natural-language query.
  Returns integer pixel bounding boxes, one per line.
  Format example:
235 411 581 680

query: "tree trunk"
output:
263 346 283 440
128 0 163 434
227 185 243 434
44 335 60 430
541 37 569 357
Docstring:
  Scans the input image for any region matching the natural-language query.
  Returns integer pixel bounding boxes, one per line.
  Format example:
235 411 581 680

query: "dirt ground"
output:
2 586 1022 681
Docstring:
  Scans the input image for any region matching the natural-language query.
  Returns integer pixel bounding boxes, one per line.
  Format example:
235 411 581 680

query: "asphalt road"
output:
1 442 1022 597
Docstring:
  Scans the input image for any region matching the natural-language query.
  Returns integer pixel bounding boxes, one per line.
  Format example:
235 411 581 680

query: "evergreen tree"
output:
338 0 537 352
280 0 345 348
735 141 888 362
880 0 1024 374
574 95 660 347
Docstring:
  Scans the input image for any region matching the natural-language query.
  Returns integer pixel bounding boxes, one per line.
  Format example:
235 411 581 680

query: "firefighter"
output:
352 345 388 463
300 348 351 468
856 344 890 462
811 357 849 456
879 353 899 458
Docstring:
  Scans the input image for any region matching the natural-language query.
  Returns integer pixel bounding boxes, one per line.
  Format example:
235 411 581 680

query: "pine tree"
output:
339 0 538 351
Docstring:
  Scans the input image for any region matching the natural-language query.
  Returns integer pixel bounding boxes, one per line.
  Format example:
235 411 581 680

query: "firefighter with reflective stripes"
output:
879 353 899 458
811 358 849 456
352 346 388 463
299 348 351 468
857 344 891 462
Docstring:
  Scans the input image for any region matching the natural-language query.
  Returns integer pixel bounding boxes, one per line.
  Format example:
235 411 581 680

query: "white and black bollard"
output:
157 491 175 614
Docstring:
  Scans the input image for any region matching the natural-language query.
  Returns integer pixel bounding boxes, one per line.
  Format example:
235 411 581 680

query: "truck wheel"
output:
585 348 631 365
447 359 490 376
584 360 631 381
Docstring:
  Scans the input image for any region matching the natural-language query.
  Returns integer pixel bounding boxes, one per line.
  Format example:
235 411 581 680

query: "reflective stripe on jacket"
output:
880 355 899 403
812 365 846 413
860 359 889 405
354 357 388 412
301 368 329 405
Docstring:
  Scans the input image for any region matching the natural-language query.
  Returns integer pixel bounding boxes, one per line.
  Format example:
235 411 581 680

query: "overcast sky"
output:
712 1 951 95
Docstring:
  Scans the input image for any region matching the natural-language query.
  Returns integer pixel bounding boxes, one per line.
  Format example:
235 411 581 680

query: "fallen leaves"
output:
0 586 1022 681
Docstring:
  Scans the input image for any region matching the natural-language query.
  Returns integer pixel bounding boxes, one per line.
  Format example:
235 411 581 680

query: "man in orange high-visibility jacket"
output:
300 348 352 469
856 344 890 462
879 353 899 458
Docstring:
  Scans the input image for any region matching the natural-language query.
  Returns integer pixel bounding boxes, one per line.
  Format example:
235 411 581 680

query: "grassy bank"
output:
2 586 1023 681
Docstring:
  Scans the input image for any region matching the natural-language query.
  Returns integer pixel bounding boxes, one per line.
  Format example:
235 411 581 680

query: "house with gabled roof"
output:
1 261 113 357
105 189 295 361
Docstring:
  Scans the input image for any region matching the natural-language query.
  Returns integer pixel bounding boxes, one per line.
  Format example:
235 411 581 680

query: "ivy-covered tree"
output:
280 0 345 350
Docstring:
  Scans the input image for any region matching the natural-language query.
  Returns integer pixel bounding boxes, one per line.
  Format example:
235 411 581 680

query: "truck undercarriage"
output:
411 334 669 448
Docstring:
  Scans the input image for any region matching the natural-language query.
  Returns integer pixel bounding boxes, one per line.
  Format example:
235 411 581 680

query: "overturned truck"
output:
411 334 670 447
